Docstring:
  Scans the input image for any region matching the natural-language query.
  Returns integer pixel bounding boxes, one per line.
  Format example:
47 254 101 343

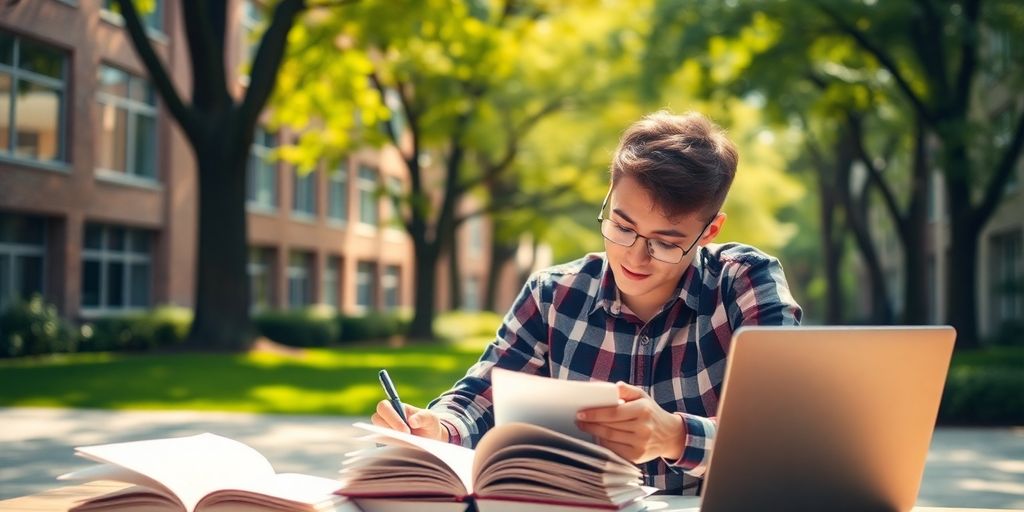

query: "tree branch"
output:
112 0 194 133
813 0 935 125
975 109 1024 228
846 113 905 228
910 0 949 100
455 182 577 227
457 97 564 195
239 0 307 132
952 0 981 117
179 2 229 110
369 72 403 155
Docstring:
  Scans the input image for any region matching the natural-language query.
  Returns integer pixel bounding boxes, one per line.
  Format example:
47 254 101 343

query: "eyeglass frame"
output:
596 187 717 264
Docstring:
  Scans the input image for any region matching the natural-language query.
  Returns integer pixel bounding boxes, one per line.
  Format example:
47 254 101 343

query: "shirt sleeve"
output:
428 275 551 448
663 413 718 478
725 255 803 328
665 254 802 476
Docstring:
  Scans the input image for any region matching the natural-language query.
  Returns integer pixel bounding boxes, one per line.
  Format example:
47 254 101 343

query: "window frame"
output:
246 127 278 213
0 33 69 169
80 224 152 316
0 220 47 311
95 64 159 181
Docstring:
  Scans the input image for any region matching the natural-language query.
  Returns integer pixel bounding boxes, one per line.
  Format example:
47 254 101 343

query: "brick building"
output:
0 0 525 321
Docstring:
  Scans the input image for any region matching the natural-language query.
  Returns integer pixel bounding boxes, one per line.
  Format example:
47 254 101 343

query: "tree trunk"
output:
409 237 439 340
449 244 462 310
817 169 844 324
944 144 980 348
186 140 253 350
835 126 892 324
485 237 517 312
900 120 930 324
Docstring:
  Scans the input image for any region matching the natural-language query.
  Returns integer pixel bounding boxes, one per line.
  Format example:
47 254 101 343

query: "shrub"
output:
939 365 1024 425
255 305 339 347
0 295 78 357
988 319 1024 346
339 311 410 342
79 306 192 352
435 310 503 341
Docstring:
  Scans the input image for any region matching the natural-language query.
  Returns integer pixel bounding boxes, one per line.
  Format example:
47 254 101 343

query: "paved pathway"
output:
1 407 1022 509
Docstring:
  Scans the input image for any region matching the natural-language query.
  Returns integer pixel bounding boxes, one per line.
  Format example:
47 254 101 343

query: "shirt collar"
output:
589 250 705 317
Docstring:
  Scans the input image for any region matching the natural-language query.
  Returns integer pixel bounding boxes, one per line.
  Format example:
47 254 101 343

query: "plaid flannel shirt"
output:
428 242 802 494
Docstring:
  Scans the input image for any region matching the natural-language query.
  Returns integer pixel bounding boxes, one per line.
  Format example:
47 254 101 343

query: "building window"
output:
467 215 485 257
385 176 404 230
247 127 277 211
0 32 67 164
81 224 152 312
462 276 480 312
96 65 157 179
102 0 164 32
239 0 262 71
356 261 377 311
990 230 1023 330
357 165 379 227
248 247 274 311
287 251 312 308
383 265 400 311
293 170 316 218
323 255 341 307
0 213 46 311
328 165 348 222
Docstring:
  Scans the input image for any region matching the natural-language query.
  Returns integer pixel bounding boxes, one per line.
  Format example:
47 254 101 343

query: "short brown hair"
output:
610 111 738 219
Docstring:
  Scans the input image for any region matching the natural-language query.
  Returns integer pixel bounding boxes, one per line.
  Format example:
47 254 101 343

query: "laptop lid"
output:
699 326 956 512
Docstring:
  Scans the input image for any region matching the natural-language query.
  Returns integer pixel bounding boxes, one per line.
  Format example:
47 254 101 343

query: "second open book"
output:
339 421 652 512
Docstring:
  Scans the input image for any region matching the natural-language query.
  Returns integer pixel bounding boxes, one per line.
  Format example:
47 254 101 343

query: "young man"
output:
372 111 802 494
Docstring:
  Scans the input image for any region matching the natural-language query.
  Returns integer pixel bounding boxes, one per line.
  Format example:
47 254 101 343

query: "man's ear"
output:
701 212 727 244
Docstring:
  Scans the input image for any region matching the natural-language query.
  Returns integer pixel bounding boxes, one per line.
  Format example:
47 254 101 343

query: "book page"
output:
71 433 275 512
351 422 476 493
198 473 343 509
491 369 619 442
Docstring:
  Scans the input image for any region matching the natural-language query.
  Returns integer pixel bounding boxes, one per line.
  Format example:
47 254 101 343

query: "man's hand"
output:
575 382 685 464
371 401 449 442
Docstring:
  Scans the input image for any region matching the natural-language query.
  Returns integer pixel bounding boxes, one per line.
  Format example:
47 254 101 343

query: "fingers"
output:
374 399 411 433
577 420 646 443
616 381 647 401
406 408 430 428
578 399 647 423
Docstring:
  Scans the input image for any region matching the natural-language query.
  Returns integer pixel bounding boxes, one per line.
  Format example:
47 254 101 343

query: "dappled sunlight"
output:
916 428 1024 509
248 384 380 416
245 348 466 372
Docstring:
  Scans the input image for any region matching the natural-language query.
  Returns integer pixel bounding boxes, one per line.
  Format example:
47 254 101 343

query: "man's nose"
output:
627 237 652 263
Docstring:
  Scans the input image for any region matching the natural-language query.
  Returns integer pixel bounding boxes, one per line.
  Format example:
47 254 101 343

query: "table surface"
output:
0 482 1016 512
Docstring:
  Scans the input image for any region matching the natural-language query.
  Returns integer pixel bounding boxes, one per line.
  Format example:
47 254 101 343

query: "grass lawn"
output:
0 337 492 417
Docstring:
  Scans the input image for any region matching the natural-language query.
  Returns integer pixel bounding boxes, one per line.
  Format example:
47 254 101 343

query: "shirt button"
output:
640 335 650 345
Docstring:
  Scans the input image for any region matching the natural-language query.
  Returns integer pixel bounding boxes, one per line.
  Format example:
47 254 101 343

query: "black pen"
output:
378 369 410 428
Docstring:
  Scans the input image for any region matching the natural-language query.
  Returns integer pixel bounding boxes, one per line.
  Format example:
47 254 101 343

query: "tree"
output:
646 1 1024 340
271 0 644 335
111 0 325 350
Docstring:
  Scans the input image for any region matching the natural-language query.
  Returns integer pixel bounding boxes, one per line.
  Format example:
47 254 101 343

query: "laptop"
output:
658 326 956 512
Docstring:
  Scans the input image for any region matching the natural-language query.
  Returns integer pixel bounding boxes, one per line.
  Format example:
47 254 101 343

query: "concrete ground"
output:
0 407 1022 509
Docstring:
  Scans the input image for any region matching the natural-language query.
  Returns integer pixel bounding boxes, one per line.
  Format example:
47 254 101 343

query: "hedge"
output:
0 296 79 357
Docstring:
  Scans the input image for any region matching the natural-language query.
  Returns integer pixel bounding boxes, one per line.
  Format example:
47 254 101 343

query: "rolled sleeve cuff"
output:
434 411 472 448
664 413 717 478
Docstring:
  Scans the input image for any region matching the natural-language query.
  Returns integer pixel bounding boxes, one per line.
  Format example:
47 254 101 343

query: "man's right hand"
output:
371 401 449 442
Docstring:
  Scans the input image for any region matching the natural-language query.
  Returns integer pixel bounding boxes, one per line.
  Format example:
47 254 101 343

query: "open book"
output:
58 433 356 512
338 422 651 512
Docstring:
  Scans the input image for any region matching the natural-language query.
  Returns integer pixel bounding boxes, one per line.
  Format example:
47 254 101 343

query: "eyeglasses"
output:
596 189 715 264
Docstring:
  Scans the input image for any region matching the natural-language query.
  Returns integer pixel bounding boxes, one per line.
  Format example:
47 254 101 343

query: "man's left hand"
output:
575 382 685 464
